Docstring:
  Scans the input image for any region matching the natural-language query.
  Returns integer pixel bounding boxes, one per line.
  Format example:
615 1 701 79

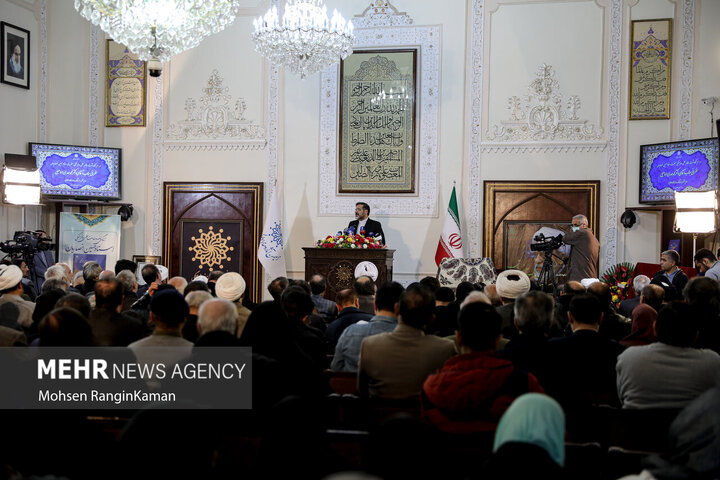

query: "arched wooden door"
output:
162 182 263 303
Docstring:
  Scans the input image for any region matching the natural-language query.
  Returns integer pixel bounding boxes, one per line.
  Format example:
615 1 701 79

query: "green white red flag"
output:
435 186 464 266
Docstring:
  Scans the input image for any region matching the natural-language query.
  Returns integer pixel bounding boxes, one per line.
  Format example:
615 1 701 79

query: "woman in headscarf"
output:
621 303 658 347
618 387 720 480
483 393 566 479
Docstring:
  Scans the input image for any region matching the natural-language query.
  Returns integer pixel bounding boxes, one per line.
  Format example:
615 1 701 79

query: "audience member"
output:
40 278 68 294
684 276 720 354
183 290 213 342
694 248 720 281
419 276 441 293
484 284 503 307
619 274 651 317
427 286 458 337
619 388 720 480
12 258 36 301
640 283 665 311
116 269 139 311
215 272 251 337
552 280 585 336
332 282 404 372
620 303 658 347
544 294 625 410
454 281 477 307
168 276 188 295
495 269 531 340
309 274 338 323
0 265 35 329
423 302 543 432
483 394 565 479
129 289 192 368
44 264 71 285
90 279 145 346
184 280 211 297
587 281 631 340
281 286 328 371
56 292 91 319
37 307 94 346
502 290 554 384
30 288 66 339
460 290 492 309
267 276 289 302
132 264 163 312
0 304 26 345
358 284 455 399
114 258 138 276
79 261 102 296
616 302 720 409
651 250 689 301
99 270 115 281
354 275 376 315
207 270 223 296
326 289 373 346
197 298 238 338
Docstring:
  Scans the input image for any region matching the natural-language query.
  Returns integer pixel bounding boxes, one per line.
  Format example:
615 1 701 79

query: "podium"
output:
303 247 395 302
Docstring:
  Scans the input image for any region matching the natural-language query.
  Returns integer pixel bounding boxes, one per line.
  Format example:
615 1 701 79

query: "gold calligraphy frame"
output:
338 49 417 194
105 40 147 127
629 18 672 120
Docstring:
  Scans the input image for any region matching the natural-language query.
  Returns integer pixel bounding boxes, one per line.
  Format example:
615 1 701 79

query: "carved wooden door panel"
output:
163 183 263 303
483 181 600 272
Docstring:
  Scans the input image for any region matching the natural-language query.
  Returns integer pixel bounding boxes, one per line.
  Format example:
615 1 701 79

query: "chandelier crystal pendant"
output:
74 0 241 64
252 0 355 79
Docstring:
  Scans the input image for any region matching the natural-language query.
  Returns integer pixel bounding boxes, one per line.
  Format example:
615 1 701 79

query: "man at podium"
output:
348 202 385 245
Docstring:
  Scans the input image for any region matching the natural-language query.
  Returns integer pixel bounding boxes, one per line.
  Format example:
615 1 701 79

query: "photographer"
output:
563 214 600 282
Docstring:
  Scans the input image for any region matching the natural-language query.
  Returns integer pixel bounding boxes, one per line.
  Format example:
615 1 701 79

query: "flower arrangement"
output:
600 262 636 309
316 232 385 249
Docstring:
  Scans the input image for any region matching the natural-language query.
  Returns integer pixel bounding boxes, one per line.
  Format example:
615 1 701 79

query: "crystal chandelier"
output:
74 0 241 65
252 0 354 79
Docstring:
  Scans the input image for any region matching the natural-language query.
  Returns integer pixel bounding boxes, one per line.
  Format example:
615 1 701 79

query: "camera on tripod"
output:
0 231 55 258
530 233 564 252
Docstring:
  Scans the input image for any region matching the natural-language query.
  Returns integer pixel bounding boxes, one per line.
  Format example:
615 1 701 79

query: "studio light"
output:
674 190 718 256
2 154 41 206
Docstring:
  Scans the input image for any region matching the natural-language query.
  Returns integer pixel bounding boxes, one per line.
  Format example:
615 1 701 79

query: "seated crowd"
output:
0 250 719 480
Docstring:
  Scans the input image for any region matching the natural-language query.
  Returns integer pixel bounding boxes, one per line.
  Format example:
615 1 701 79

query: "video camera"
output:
0 231 55 258
530 233 564 252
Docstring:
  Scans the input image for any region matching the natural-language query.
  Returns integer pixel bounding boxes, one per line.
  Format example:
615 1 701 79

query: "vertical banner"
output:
58 213 121 272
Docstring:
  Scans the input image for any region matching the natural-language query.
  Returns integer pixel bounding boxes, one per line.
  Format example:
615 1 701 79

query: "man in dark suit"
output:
348 202 385 245
651 250 689 301
544 294 625 411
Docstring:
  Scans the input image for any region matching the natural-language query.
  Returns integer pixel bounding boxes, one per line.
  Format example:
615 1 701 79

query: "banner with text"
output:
58 213 122 272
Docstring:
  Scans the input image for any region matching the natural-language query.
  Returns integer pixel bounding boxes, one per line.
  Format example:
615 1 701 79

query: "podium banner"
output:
58 213 121 272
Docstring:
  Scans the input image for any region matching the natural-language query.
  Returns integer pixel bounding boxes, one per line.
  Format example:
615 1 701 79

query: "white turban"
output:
215 272 246 302
495 269 531 299
0 265 23 291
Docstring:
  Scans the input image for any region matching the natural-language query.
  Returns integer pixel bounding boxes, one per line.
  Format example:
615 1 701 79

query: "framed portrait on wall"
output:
629 18 672 120
106 39 147 126
1 22 30 89
338 49 417 194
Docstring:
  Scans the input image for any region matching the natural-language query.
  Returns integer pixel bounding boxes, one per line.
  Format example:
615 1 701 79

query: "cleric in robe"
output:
348 202 385 245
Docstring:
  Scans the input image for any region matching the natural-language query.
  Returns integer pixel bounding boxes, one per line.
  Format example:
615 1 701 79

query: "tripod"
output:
536 250 567 293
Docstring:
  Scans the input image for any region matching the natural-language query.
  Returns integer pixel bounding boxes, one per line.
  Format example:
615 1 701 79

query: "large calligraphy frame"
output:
105 40 146 127
339 49 417 193
629 19 672 120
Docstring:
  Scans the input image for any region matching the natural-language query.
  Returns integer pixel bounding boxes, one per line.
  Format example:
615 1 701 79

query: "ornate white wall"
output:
1 0 719 284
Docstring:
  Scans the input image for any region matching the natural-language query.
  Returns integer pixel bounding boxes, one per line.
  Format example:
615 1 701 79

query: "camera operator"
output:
563 214 600 282
31 230 55 294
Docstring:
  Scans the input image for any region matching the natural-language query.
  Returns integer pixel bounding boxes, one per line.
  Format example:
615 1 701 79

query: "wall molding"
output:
479 142 607 154
150 76 164 257
39 0 47 141
88 25 100 146
604 0 622 268
467 0 484 257
486 63 603 144
165 69 266 147
319 3 440 217
678 0 694 140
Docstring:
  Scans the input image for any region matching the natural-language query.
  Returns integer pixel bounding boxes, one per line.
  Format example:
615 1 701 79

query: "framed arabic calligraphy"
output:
339 49 417 194
629 19 672 120
106 40 147 127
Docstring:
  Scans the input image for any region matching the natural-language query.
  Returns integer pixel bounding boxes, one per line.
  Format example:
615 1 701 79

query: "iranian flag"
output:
435 186 464 266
